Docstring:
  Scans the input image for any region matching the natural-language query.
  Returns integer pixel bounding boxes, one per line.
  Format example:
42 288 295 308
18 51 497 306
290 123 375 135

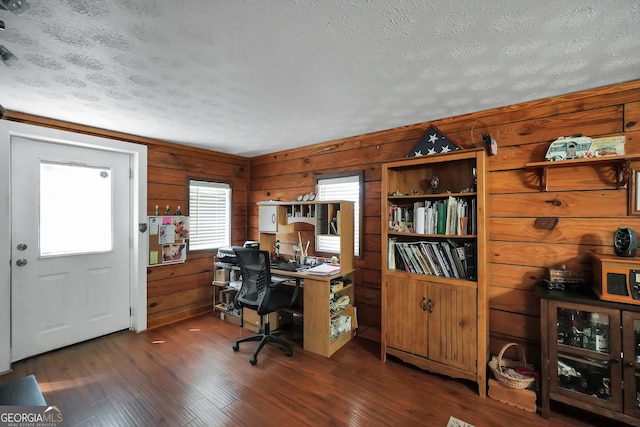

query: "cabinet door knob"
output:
420 296 429 312
427 297 434 313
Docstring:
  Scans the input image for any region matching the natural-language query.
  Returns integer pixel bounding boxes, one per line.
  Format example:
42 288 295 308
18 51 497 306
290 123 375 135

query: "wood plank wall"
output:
4 112 250 330
7 79 640 361
249 79 640 363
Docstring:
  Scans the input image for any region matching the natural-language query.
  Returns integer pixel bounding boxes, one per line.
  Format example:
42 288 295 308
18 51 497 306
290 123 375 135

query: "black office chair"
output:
231 248 301 365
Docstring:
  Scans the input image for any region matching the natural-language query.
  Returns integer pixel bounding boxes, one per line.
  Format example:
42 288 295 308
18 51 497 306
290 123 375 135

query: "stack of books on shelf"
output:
388 238 476 280
389 196 476 235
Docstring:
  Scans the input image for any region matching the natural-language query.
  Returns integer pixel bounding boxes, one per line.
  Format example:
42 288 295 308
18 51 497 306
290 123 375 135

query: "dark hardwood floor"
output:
0 314 625 426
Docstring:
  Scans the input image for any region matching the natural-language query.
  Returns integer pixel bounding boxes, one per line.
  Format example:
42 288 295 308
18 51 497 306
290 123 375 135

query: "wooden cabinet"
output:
258 204 278 232
538 287 640 426
622 311 640 421
303 271 356 357
381 148 488 396
385 275 428 355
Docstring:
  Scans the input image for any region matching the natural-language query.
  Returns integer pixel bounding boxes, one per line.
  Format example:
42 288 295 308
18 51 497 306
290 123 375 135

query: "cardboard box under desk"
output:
215 268 230 282
242 308 292 332
488 379 537 413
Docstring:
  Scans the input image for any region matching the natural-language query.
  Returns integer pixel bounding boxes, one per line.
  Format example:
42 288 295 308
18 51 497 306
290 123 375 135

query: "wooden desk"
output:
272 267 356 358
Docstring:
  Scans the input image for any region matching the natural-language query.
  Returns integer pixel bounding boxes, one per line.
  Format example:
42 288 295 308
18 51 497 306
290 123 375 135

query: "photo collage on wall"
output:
148 215 190 265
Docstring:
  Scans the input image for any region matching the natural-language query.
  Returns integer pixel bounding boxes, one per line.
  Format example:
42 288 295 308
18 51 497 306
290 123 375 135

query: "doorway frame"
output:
0 120 148 372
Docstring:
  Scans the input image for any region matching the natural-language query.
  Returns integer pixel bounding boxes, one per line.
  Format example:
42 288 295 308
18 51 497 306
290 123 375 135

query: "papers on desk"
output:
228 280 242 290
306 263 341 276
271 275 299 283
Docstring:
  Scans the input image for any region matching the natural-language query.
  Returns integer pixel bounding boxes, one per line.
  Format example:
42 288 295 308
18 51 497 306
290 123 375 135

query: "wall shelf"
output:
525 155 640 191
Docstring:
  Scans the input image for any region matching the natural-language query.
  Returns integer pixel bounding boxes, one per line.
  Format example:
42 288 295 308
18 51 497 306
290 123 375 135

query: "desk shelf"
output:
273 269 356 358
287 216 316 226
212 256 242 326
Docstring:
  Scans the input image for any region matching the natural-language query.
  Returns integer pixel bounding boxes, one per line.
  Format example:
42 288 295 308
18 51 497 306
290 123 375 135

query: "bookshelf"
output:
381 148 489 396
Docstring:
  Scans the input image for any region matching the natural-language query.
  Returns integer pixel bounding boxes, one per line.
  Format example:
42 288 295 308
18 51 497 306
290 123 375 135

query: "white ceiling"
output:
1 1 639 157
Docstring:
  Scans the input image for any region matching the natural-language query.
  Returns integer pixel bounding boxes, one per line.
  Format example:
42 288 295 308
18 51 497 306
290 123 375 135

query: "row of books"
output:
389 196 476 235
388 238 476 280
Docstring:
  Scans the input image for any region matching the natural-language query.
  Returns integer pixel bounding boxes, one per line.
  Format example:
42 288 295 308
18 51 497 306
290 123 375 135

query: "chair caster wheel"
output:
232 343 239 352
250 357 257 365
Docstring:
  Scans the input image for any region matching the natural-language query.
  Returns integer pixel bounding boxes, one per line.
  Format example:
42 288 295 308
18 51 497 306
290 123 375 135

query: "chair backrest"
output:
233 248 271 313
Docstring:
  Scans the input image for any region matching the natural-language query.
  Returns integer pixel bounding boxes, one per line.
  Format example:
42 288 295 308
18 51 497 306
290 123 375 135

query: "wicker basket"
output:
489 343 536 390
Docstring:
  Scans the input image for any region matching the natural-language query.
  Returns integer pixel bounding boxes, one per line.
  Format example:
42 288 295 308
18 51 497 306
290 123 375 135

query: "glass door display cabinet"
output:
623 311 640 420
538 286 640 426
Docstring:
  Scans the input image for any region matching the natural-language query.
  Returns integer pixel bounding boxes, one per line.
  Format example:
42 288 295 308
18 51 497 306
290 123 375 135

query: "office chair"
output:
231 248 301 365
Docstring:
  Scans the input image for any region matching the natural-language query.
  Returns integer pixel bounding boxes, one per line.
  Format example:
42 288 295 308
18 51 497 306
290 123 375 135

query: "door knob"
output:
17 243 27 251
15 259 27 267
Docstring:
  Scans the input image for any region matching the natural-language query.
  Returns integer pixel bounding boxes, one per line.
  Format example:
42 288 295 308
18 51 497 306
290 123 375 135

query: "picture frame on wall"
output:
629 169 640 216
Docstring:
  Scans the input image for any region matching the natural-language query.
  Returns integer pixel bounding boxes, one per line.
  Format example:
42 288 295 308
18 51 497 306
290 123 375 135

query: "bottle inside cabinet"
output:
556 308 610 352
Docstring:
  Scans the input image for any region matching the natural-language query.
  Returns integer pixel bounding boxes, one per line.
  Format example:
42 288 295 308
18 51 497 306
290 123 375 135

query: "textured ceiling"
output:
1 1 639 157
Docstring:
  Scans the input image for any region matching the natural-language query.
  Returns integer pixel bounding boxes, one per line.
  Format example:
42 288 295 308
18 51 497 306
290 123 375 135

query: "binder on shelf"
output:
415 206 425 234
447 239 467 278
470 198 477 235
441 241 461 278
388 238 396 270
463 242 476 280
436 201 447 234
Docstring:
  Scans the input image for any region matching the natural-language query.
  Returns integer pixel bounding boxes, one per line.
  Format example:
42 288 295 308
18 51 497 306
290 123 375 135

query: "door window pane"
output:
40 162 113 256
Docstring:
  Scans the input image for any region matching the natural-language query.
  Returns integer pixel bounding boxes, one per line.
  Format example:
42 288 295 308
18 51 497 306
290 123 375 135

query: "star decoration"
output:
414 151 423 157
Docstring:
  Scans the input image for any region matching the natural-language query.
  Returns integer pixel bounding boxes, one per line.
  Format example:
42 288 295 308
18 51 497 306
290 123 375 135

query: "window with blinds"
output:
315 173 362 257
188 180 231 251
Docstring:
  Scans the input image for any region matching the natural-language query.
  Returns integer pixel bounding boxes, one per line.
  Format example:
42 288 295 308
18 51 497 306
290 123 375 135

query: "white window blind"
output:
316 175 360 256
188 180 231 251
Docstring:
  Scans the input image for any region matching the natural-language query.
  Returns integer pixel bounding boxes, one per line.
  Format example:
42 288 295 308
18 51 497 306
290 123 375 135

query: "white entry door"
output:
11 136 131 361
